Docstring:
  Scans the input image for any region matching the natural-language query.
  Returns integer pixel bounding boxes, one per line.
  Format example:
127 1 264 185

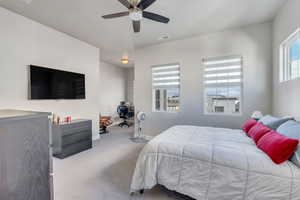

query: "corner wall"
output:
0 7 100 139
273 0 300 117
99 62 127 116
134 23 273 136
126 68 135 104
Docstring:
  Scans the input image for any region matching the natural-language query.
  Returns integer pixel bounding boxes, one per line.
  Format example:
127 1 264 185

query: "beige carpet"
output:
53 126 174 200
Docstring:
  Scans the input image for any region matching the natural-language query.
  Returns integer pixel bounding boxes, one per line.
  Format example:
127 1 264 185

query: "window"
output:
152 64 180 112
203 55 243 115
215 106 225 113
280 28 300 82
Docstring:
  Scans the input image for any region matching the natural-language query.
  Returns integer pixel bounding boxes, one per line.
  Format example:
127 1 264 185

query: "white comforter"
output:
130 126 300 200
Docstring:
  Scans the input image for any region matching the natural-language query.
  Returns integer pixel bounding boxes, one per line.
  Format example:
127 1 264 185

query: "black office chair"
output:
117 102 130 127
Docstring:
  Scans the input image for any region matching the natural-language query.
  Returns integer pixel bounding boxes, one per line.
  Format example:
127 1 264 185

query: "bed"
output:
130 125 300 200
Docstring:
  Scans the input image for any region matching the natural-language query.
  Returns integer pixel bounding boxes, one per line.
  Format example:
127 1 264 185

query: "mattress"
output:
130 126 300 200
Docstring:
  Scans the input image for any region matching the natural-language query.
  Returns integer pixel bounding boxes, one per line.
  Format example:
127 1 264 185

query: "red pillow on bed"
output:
248 123 272 143
257 131 299 164
242 119 257 136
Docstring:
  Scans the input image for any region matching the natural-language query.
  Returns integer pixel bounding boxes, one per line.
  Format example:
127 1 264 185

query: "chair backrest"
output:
117 105 129 118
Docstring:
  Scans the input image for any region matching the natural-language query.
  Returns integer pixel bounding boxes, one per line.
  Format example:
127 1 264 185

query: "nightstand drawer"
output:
62 131 91 147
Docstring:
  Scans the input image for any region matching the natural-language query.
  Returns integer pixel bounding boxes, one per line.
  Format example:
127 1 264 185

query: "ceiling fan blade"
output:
102 11 129 19
132 20 141 33
143 11 170 23
118 0 132 9
138 0 156 10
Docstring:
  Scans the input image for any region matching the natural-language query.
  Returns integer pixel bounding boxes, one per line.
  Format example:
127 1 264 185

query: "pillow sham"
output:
242 119 257 136
257 131 299 164
259 115 293 130
277 120 300 167
248 123 272 144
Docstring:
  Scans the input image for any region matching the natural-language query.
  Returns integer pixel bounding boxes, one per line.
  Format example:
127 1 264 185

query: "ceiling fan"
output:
102 0 170 33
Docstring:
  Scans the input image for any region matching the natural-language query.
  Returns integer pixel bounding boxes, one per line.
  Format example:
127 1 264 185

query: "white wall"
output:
125 68 135 104
135 23 273 136
273 0 300 118
99 62 126 116
0 7 100 139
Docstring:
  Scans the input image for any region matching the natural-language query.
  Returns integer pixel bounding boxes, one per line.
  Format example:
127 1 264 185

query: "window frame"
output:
202 55 244 116
151 63 181 113
280 28 300 82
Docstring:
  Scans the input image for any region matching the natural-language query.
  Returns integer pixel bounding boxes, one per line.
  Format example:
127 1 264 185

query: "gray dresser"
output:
0 110 53 200
52 119 92 159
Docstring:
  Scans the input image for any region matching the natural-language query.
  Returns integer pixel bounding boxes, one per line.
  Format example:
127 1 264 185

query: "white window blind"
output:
203 56 243 115
152 64 180 112
152 64 180 89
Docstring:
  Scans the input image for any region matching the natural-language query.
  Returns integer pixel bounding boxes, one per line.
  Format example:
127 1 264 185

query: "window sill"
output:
280 76 300 83
204 112 242 117
152 111 180 114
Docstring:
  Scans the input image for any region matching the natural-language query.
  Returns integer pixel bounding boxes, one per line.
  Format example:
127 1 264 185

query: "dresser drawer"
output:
62 130 92 147
52 119 93 159
60 120 91 134
56 140 92 159
61 125 91 136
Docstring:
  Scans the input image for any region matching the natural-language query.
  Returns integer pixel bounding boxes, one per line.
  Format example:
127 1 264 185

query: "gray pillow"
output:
259 115 293 130
277 120 300 167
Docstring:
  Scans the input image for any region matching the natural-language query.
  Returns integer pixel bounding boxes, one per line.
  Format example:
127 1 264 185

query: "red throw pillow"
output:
248 123 272 143
242 119 257 136
257 131 299 164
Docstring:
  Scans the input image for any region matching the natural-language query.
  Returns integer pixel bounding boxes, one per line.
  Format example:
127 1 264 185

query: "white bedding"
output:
130 126 300 200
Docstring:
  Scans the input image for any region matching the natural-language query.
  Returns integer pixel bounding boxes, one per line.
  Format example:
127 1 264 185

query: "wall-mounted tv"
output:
29 65 86 100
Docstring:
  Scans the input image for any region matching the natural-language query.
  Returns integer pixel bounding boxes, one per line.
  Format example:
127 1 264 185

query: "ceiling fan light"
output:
129 9 143 21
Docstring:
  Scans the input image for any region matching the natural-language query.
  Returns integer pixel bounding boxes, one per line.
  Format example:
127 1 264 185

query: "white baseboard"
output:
139 134 154 140
92 134 100 141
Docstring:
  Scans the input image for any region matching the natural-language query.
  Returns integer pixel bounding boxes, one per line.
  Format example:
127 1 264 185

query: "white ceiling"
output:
0 0 287 67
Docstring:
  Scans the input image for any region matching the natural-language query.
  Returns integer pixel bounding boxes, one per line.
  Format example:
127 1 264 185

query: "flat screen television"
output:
29 65 86 100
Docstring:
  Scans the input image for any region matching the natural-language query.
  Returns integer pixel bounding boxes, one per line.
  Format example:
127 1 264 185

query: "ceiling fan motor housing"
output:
102 0 170 32
129 8 143 21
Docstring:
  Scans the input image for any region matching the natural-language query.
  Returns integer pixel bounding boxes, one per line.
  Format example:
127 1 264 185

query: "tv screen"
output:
29 65 86 100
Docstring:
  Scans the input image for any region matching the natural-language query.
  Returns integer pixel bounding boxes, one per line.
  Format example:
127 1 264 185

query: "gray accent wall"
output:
273 0 300 118
134 23 273 136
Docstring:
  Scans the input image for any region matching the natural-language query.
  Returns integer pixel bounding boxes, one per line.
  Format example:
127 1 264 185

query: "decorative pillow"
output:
257 131 299 164
258 115 277 123
259 115 293 130
248 123 272 144
277 120 300 167
242 119 257 136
